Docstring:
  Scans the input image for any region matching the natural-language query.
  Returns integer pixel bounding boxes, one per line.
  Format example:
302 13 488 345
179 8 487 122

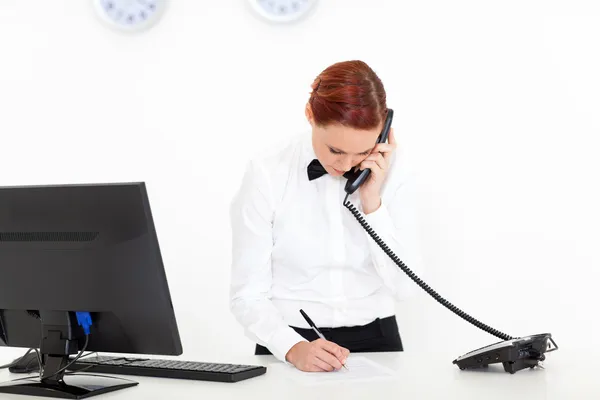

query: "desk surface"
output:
0 348 596 400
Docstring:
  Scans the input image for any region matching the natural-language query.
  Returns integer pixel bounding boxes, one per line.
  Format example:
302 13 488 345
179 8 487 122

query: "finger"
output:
316 340 345 366
364 153 386 170
372 143 396 162
389 127 396 146
360 160 383 173
341 347 350 359
318 340 346 361
376 153 386 170
311 357 334 372
316 348 342 370
372 143 396 154
364 152 384 161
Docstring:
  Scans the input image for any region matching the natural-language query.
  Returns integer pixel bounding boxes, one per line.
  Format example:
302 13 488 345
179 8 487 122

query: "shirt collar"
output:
302 132 318 167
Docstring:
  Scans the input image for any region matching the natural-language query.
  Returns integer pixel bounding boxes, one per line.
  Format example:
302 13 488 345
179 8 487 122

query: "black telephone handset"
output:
344 109 394 195
341 107 557 373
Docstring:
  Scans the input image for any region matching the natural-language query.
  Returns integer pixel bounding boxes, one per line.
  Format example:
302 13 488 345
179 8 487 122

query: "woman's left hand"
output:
358 128 397 214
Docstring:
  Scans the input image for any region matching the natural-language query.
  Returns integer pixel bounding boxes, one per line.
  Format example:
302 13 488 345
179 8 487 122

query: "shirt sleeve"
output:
359 158 424 301
229 160 306 362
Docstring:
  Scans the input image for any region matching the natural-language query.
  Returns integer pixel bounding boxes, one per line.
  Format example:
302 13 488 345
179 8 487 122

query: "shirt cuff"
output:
267 326 307 363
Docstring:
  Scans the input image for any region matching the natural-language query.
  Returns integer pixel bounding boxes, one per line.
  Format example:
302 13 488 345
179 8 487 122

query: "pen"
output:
299 309 348 370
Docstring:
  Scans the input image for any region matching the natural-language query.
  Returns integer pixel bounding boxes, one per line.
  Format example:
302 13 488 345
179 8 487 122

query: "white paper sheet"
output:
269 356 396 385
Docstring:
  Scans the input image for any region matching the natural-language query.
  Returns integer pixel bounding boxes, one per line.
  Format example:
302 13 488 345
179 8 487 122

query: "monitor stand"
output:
0 311 137 399
0 374 138 399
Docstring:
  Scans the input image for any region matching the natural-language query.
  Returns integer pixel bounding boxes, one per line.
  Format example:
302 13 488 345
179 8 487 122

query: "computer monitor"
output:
0 182 182 398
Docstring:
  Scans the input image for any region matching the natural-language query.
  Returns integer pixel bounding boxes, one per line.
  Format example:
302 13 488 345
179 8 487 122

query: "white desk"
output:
0 348 596 400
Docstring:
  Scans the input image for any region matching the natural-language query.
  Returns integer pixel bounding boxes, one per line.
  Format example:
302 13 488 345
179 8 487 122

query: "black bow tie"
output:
307 159 354 181
307 159 327 181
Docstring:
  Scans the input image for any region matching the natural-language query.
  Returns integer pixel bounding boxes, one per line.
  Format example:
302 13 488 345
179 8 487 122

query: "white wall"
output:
1 0 599 366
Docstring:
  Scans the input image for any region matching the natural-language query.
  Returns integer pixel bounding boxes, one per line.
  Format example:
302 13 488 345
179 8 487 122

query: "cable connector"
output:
75 312 92 335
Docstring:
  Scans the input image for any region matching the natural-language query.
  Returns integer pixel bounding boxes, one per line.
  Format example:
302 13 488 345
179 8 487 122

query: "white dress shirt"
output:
229 132 423 362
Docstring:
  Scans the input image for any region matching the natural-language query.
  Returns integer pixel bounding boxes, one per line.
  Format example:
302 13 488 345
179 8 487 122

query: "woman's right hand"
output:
285 339 350 372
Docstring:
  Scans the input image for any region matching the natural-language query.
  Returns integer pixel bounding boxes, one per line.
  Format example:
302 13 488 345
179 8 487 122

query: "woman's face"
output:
307 106 382 177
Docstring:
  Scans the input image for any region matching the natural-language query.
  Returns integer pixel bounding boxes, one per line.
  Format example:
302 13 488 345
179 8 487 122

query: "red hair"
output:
309 60 387 130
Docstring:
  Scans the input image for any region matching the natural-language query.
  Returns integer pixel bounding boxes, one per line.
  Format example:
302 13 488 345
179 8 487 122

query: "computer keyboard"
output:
66 355 267 383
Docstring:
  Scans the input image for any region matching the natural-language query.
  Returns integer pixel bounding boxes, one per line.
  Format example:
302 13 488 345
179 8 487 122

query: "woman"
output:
229 60 422 372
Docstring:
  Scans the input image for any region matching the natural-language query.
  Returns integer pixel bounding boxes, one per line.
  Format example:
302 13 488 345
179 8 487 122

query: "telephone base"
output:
452 333 557 374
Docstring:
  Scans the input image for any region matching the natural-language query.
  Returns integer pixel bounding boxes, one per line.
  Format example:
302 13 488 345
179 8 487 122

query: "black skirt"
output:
255 315 403 355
